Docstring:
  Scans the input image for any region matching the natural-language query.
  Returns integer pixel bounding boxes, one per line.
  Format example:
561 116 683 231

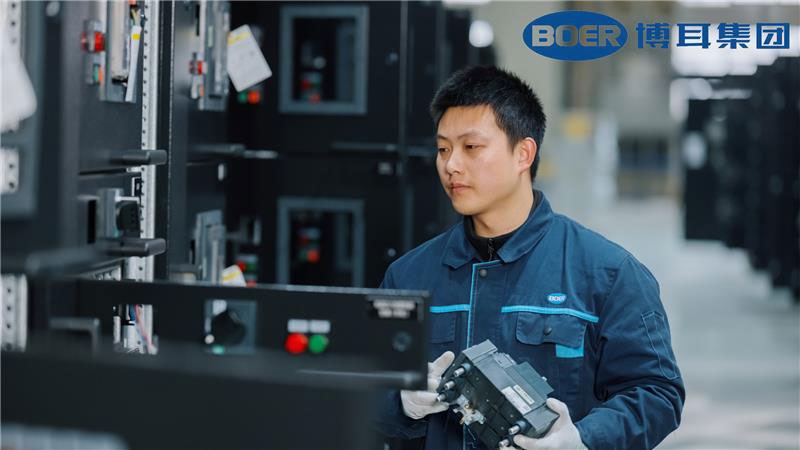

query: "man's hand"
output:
400 351 455 420
499 398 587 450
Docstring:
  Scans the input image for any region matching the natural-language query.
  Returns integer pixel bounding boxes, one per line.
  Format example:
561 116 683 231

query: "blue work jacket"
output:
375 191 684 450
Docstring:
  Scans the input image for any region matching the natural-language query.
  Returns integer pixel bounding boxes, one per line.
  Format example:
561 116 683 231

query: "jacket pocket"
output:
429 310 458 344
515 311 588 358
512 311 591 406
641 311 680 380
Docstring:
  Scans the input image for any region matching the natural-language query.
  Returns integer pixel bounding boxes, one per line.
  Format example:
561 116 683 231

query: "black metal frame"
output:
3 345 391 450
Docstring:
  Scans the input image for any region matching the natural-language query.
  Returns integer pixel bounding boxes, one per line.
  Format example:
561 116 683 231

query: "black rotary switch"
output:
210 309 246 346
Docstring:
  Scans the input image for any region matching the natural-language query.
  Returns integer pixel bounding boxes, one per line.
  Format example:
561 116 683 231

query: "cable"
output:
129 304 152 354
135 304 153 353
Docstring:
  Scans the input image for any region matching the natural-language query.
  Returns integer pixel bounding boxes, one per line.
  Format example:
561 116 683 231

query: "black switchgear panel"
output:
436 340 559 449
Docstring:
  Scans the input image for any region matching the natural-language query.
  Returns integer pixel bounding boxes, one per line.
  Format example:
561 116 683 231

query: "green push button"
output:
211 345 225 355
237 91 248 104
308 334 329 354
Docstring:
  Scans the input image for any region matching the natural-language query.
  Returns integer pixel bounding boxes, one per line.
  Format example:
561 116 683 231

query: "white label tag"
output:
287 319 310 334
124 25 142 102
0 22 37 132
221 265 247 286
309 320 331 334
501 386 533 415
226 25 272 92
513 385 536 405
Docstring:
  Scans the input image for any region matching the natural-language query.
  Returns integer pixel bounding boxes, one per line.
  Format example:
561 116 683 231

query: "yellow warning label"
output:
228 30 250 46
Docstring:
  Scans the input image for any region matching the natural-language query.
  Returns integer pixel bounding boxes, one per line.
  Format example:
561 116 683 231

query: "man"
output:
375 66 684 450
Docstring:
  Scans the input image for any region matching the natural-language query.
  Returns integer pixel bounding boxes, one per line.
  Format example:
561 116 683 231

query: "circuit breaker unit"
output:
436 340 559 449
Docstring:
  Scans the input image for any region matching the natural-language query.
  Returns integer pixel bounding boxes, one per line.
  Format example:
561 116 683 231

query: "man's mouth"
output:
450 183 469 193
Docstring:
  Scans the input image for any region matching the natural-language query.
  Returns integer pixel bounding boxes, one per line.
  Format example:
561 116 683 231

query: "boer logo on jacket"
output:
547 293 567 305
523 11 628 61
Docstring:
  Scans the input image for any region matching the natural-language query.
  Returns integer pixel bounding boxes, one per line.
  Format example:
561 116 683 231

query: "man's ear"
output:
516 138 537 174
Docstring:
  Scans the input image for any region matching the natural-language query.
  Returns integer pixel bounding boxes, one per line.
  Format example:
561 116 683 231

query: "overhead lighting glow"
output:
680 0 799 6
443 0 491 6
469 20 494 48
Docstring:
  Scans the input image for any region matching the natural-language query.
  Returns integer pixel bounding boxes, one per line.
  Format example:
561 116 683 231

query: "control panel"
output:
71 279 428 374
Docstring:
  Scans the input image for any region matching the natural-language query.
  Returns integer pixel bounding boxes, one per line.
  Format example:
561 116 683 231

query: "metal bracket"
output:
103 237 166 257
1 148 20 194
1 274 28 352
3 1 23 56
83 265 123 281
125 0 159 282
1 1 23 132
111 149 167 166
49 317 101 352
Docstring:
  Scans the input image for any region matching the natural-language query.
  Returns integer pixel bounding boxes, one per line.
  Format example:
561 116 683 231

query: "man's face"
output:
436 105 526 217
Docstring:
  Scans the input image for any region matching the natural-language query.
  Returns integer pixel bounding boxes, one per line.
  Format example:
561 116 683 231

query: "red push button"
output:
190 59 205 75
247 89 261 104
285 333 308 354
81 31 105 52
94 32 105 52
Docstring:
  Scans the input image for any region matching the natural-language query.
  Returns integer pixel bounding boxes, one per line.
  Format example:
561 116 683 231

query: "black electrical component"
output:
436 340 559 449
210 309 246 346
116 200 141 236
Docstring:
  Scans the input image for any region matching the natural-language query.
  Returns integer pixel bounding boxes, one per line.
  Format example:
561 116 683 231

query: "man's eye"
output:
437 147 449 153
465 144 480 150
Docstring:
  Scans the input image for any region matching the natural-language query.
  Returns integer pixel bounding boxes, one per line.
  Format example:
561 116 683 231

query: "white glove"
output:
400 351 455 420
500 398 587 450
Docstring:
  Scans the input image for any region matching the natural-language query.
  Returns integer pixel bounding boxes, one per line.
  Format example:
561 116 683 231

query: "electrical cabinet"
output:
681 57 800 301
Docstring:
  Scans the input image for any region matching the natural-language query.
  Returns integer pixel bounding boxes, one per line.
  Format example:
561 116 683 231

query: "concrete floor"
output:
555 196 800 450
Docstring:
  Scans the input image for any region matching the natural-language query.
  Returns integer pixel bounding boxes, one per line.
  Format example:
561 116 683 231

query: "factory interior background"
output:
474 3 800 448
1 1 798 449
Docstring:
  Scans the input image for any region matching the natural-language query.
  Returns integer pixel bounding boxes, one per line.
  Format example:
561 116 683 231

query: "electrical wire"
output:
136 304 153 354
129 304 152 354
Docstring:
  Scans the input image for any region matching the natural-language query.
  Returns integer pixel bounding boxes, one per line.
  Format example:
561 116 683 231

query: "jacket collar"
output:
441 190 554 269
463 214 517 262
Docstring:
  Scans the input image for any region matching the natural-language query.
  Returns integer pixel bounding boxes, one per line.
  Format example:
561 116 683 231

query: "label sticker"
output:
368 297 419 321
501 386 533 414
124 25 142 102
0 21 37 132
287 319 310 333
221 265 247 286
227 25 272 91
309 319 331 334
513 384 536 405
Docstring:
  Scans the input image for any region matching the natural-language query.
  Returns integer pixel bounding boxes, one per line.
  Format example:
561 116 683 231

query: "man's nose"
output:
445 148 464 175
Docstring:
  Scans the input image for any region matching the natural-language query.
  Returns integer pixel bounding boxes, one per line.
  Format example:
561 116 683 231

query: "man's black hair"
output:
430 66 547 181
